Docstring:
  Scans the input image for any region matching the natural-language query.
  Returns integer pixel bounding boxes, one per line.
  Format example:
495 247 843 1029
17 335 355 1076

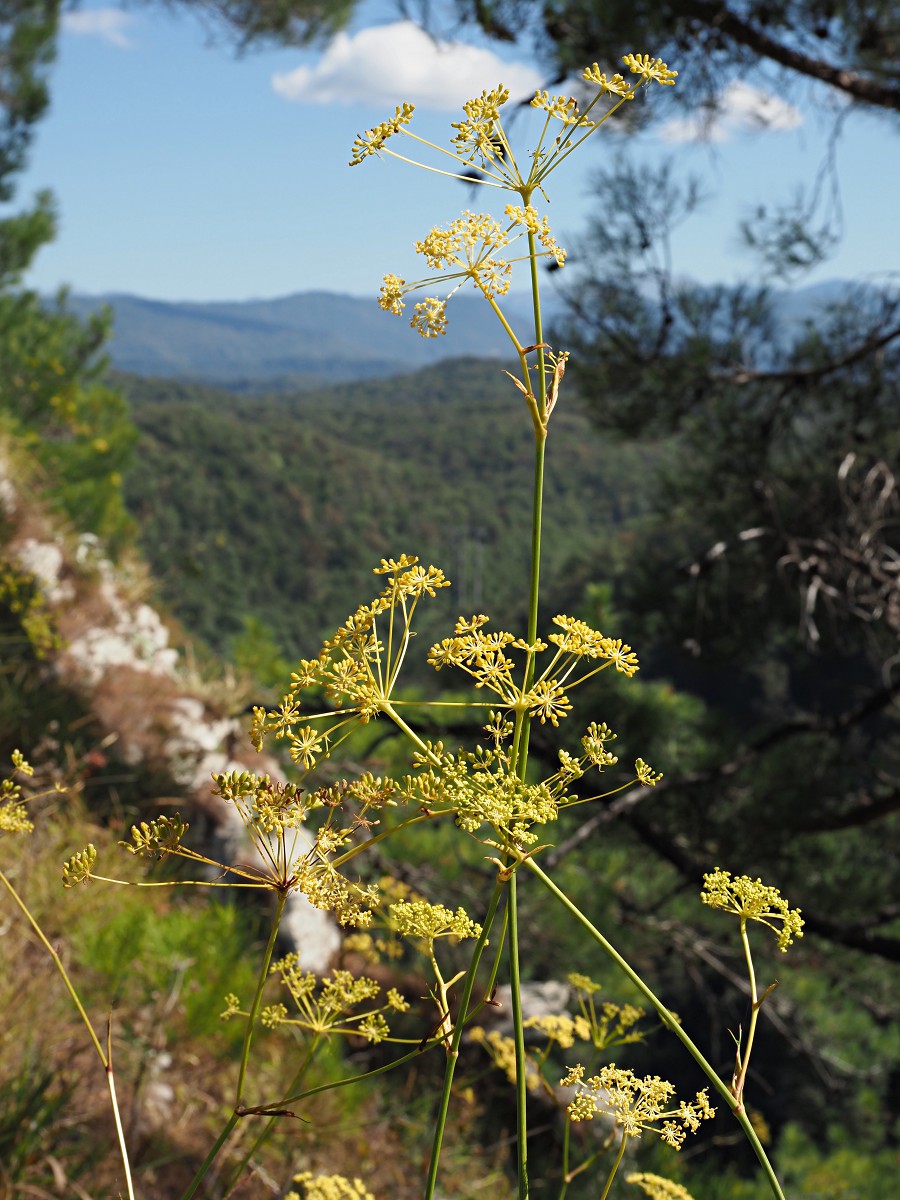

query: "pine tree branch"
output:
701 1 900 112
721 321 900 387
624 810 900 962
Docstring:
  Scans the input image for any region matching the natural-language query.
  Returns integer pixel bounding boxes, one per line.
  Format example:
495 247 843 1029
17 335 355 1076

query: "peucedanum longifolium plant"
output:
48 52 806 1200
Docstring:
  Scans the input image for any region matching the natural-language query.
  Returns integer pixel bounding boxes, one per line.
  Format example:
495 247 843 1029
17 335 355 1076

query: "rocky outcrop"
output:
1 442 339 971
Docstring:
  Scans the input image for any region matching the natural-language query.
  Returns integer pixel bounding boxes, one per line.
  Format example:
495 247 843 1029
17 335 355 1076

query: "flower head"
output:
350 102 415 165
561 1063 715 1147
701 869 804 951
582 66 634 98
288 1171 375 1200
622 54 678 86
451 85 511 167
411 297 448 338
378 273 405 315
626 1174 697 1200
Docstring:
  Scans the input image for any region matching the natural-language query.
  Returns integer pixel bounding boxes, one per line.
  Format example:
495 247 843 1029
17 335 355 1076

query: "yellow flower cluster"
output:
62 843 97 887
701 868 804 951
581 66 634 98
561 1064 715 1148
505 203 566 266
530 91 593 127
565 972 648 1050
415 212 509 270
212 769 314 836
581 722 619 767
451 85 511 165
389 898 482 943
408 740 559 849
0 751 35 836
120 813 189 858
349 101 415 165
523 1012 591 1049
548 615 640 676
254 556 451 762
225 958 408 1045
626 1174 697 1200
377 273 405 315
411 297 449 338
427 614 639 722
470 1026 542 1091
287 1172 375 1200
377 206 563 336
581 55 677 98
635 758 664 787
622 53 679 85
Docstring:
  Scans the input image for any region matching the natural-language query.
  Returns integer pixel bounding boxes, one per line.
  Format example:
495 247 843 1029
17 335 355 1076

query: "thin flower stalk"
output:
525 857 787 1200
237 891 288 1104
424 878 506 1200
0 865 136 1200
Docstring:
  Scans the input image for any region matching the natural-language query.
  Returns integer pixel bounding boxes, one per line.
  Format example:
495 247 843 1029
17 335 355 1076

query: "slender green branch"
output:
236 890 288 1105
598 1134 628 1200
558 1116 572 1200
508 873 529 1199
477 891 510 1011
524 858 787 1200
179 1110 241 1200
221 1036 322 1199
264 1037 445 1110
381 700 441 763
425 878 506 1200
733 918 762 1105
330 812 431 871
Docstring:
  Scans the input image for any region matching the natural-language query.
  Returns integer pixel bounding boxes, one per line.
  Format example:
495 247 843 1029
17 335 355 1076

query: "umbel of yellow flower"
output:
0 751 36 836
560 1063 715 1149
626 1174 697 1200
287 1172 375 1200
353 53 676 338
701 868 804 952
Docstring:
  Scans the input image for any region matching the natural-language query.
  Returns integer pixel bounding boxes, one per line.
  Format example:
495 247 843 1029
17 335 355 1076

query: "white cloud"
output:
62 9 135 49
660 82 802 143
272 20 542 110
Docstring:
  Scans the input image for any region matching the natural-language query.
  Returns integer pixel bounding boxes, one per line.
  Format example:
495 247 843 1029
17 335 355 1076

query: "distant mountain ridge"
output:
69 289 549 387
68 281 854 388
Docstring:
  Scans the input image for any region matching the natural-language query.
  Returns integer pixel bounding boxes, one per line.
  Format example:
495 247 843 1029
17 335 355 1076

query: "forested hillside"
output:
119 358 655 665
2 1 898 1197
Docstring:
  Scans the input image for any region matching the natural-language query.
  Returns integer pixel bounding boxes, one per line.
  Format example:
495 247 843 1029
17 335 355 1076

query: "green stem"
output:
330 811 430 870
504 219 551 1200
221 1036 321 1199
479 889 510 1008
598 1134 628 1200
236 890 288 1106
179 1110 241 1200
381 700 441 763
733 918 761 1105
557 1117 571 1200
511 224 548 781
524 858 787 1200
424 878 505 1200
508 873 529 1199
183 893 288 1200
263 1037 444 1110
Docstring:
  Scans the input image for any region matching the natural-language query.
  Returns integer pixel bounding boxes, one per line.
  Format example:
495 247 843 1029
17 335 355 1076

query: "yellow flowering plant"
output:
35 50 807 1200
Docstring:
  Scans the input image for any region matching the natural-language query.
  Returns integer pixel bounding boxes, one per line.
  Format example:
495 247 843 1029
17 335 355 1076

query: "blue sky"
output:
14 0 899 302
